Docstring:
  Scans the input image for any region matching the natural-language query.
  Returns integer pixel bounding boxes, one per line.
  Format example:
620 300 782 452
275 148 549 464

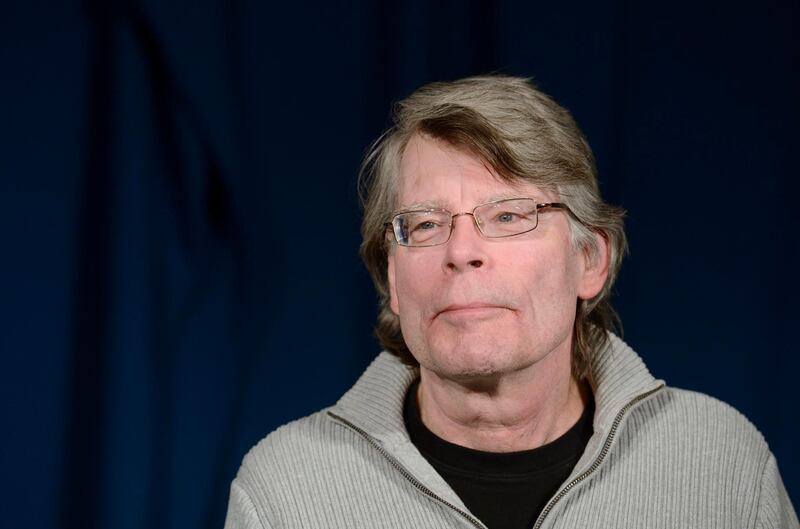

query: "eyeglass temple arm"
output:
537 202 581 222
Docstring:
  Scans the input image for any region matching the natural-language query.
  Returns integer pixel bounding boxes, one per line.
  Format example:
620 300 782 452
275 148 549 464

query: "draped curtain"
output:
1 1 797 527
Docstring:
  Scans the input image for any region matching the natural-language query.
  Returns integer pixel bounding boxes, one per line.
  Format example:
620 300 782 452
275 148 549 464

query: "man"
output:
225 76 798 528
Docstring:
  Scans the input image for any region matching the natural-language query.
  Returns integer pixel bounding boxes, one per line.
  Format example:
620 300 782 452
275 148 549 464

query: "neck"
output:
417 352 589 453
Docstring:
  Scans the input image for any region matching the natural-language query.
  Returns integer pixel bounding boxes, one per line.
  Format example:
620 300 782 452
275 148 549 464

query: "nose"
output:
443 213 488 272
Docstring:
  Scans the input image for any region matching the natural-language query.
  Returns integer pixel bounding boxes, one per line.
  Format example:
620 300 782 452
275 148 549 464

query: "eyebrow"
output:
486 192 530 203
396 193 531 213
395 200 448 213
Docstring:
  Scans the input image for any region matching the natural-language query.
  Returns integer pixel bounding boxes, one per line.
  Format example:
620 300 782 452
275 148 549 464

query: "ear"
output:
388 253 400 315
577 231 610 300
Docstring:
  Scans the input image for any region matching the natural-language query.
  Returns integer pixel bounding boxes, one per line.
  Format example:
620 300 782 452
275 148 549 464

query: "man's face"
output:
387 134 608 380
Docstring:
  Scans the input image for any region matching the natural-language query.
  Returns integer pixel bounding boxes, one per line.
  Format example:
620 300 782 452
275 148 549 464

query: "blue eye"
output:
415 221 438 231
497 212 517 223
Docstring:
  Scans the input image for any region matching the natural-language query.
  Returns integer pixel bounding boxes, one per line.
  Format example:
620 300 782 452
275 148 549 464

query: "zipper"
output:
531 383 665 529
326 411 487 529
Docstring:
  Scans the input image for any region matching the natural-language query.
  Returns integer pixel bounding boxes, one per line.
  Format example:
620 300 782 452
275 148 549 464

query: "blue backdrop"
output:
1 1 798 528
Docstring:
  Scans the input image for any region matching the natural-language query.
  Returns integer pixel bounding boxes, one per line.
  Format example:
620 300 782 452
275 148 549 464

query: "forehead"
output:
396 134 553 211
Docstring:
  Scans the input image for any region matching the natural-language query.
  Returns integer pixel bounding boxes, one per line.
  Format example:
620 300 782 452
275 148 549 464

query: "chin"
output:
425 336 523 380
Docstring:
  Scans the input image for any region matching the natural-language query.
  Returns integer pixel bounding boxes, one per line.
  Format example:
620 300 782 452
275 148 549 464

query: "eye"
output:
413 220 439 231
496 212 519 223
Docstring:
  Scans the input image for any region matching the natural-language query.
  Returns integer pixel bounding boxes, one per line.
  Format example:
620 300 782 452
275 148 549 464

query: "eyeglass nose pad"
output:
449 212 482 238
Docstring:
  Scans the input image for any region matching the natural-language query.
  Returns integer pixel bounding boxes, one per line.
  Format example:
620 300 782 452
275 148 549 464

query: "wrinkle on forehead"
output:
397 135 551 211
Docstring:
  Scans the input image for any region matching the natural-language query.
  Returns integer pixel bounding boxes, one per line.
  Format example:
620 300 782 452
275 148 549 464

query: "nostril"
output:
468 259 483 268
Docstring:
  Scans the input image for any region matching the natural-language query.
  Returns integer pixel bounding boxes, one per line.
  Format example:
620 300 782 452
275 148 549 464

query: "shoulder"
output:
627 386 772 469
591 386 781 521
235 409 342 487
660 387 765 441
231 407 403 507
228 407 438 527
229 410 345 524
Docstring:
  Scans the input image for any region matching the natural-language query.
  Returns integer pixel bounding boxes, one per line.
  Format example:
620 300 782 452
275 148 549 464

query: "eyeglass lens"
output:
392 198 540 247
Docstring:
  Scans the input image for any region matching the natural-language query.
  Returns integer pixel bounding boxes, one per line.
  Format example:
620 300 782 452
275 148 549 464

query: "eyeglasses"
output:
387 198 573 247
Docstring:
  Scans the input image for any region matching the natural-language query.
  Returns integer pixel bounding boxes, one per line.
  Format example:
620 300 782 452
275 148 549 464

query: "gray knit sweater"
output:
225 335 799 528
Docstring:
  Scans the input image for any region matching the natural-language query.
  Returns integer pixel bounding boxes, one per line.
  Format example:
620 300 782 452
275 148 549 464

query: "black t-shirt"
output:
403 380 594 529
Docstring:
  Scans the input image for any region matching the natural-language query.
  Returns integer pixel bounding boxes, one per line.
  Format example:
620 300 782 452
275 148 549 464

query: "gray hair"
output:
358 75 626 381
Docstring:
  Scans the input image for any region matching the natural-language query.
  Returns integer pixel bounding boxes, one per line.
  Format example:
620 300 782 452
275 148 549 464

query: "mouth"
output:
435 303 509 320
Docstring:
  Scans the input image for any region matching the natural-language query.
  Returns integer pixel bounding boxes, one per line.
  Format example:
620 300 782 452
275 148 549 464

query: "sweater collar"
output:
331 333 663 448
329 334 664 515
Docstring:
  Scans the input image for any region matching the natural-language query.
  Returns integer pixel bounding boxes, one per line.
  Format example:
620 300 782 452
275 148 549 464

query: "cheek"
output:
393 254 436 316
517 246 581 317
395 266 429 314
389 251 436 316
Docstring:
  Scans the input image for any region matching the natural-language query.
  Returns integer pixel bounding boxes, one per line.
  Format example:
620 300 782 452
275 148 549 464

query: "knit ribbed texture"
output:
225 335 799 528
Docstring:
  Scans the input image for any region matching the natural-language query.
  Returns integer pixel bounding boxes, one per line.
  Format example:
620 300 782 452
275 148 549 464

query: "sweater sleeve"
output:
755 454 799 529
224 480 272 529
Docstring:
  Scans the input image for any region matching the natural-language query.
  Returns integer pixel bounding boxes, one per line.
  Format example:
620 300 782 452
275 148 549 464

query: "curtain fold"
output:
1 1 797 527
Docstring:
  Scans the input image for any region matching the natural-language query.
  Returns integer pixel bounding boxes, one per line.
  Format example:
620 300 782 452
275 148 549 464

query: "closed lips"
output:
436 303 508 316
